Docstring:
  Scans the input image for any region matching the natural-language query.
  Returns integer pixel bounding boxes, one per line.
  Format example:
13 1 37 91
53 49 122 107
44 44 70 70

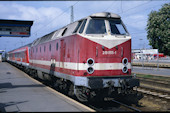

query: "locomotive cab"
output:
76 12 129 36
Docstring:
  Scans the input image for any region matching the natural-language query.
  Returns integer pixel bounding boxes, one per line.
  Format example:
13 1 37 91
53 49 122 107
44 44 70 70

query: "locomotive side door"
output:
60 39 65 71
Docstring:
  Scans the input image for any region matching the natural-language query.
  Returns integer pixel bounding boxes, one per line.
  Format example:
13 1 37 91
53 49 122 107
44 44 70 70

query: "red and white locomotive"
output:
8 12 140 102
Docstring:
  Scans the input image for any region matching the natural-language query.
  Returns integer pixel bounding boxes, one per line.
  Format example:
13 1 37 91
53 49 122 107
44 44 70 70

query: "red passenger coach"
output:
8 43 31 70
28 12 140 102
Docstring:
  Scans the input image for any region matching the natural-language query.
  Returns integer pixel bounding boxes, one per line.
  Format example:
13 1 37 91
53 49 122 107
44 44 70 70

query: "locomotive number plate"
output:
102 51 117 55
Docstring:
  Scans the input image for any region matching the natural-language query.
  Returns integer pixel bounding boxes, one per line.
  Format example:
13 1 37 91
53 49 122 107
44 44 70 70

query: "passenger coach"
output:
8 43 31 71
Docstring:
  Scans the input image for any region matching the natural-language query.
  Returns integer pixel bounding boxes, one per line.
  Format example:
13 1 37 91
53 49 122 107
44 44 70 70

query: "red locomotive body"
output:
8 12 140 102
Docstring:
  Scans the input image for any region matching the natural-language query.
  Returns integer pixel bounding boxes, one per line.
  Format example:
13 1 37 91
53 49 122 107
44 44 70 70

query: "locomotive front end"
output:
74 12 140 101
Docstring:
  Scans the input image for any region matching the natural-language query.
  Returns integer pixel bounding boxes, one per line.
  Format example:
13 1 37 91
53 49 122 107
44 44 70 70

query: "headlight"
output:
122 58 128 65
122 66 128 73
87 67 94 74
87 58 94 66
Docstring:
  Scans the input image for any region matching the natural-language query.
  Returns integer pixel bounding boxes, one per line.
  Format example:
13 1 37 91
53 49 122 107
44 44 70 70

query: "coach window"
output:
56 43 58 51
79 19 87 34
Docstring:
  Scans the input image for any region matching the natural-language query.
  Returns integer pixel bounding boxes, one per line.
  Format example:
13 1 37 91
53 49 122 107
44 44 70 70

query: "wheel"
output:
68 83 74 97
75 87 89 102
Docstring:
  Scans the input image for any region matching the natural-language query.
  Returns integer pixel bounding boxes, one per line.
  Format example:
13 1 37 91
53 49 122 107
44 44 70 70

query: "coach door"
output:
60 39 65 70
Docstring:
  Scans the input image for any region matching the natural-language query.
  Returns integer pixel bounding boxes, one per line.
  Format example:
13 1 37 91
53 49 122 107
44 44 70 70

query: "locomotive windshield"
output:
86 19 106 34
85 18 128 35
109 19 128 35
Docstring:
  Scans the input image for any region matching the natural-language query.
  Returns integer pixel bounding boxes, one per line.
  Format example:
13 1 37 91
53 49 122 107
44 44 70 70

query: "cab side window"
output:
79 19 87 34
73 20 83 33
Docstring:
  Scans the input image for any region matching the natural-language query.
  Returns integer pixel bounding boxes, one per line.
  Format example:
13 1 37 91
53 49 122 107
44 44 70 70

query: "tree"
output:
146 3 170 55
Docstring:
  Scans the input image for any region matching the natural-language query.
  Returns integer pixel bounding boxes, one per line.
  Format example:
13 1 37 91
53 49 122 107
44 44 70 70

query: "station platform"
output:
0 62 95 112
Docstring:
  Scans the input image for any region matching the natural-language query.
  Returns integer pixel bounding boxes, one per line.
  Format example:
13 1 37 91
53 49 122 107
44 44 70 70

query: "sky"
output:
0 0 169 52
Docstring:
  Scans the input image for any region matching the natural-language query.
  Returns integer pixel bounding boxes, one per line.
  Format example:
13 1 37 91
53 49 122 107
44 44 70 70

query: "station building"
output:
132 49 164 60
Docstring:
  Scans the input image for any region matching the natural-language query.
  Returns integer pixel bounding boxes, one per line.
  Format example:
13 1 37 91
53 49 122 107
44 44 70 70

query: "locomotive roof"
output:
89 12 120 18
31 12 121 47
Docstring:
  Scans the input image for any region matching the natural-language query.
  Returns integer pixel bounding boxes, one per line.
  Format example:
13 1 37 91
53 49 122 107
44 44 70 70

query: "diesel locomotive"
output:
8 12 140 102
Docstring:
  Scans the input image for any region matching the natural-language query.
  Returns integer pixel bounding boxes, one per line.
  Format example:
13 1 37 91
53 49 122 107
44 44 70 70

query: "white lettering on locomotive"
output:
102 51 117 55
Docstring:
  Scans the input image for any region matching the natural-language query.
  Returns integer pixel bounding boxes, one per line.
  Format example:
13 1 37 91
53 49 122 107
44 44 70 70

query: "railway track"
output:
111 99 141 112
84 98 142 112
136 88 170 111
138 76 170 88
138 85 170 100
132 62 170 68
135 76 170 111
138 76 170 99
88 76 170 112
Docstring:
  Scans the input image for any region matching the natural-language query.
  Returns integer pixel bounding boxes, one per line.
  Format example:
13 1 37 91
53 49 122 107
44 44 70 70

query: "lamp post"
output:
139 39 144 68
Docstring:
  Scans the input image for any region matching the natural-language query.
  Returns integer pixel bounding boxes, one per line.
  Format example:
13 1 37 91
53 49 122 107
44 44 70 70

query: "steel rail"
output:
111 99 141 112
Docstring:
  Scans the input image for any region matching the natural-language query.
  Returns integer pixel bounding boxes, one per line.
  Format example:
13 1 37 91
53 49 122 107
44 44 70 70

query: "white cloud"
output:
0 2 70 51
0 3 70 36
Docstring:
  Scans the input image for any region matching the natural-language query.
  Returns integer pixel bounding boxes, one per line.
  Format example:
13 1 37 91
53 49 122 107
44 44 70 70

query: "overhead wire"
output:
103 1 117 12
130 31 147 35
117 1 151 15
123 2 168 37
103 1 151 35
103 1 151 15
121 3 165 20
32 1 79 37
